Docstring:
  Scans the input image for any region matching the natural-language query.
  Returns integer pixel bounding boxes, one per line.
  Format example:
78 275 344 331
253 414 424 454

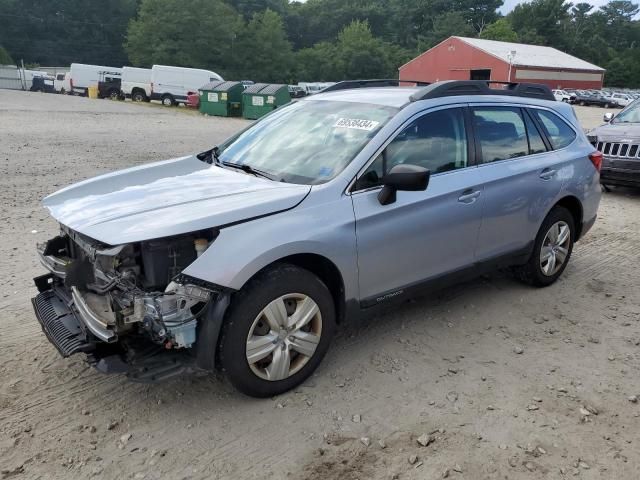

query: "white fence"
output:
0 65 24 90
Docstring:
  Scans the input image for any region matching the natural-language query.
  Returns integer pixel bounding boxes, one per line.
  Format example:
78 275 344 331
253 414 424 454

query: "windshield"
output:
218 100 398 184
612 101 640 124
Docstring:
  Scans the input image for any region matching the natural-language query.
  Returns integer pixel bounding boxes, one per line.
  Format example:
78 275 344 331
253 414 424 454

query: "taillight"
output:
589 151 603 172
70 78 73 88
150 82 153 93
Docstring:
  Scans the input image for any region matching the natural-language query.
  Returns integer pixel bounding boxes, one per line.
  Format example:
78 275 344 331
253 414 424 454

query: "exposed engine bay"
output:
36 225 219 355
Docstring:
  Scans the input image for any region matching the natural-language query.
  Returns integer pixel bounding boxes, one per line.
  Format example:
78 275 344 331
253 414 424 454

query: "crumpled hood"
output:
43 155 310 245
590 123 640 142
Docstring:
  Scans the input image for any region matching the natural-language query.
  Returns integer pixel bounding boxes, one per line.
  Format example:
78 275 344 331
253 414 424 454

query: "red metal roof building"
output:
399 36 605 90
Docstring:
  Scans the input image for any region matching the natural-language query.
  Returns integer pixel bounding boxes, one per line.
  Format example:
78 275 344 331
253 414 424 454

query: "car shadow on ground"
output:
140 269 524 407
601 185 640 198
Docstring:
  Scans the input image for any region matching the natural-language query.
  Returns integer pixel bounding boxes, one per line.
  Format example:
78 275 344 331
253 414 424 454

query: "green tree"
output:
508 0 572 50
417 11 476 51
294 42 339 81
456 0 504 33
333 20 402 80
480 18 518 41
0 45 13 65
125 0 243 77
0 0 138 66
599 0 640 48
226 0 289 19
233 9 293 83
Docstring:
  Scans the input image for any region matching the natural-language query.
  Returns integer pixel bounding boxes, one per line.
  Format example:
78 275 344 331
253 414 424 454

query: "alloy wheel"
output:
540 221 571 276
246 294 322 381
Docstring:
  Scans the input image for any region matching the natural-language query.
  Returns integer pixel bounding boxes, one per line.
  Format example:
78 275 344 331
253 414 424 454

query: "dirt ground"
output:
1 90 638 480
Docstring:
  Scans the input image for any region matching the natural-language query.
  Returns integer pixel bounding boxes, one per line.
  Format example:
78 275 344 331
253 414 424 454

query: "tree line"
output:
1 0 639 87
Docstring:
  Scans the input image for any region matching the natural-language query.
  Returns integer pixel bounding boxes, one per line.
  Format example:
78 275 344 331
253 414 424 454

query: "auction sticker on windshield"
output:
334 118 380 131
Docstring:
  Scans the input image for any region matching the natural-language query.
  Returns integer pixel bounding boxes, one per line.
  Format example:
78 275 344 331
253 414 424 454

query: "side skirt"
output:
359 244 533 311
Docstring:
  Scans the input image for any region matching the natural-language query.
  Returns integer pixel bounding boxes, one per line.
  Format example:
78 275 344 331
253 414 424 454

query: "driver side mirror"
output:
604 112 614 123
378 164 430 205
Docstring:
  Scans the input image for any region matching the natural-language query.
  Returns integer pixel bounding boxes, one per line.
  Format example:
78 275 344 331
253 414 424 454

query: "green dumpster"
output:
199 81 244 117
242 83 291 120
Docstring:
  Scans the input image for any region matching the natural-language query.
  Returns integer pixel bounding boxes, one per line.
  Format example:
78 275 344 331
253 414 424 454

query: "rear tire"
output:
219 264 336 397
132 90 147 102
513 206 575 287
161 94 175 106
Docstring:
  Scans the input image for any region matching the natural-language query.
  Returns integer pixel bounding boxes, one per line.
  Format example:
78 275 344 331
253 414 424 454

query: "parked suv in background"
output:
552 89 575 103
32 80 601 397
590 99 640 188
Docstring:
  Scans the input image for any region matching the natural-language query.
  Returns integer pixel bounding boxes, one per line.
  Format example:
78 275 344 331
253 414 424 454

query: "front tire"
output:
513 206 575 287
132 90 147 102
219 264 336 397
161 94 175 106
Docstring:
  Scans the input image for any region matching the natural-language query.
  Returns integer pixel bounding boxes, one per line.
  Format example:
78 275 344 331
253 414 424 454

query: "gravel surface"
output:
1 90 639 480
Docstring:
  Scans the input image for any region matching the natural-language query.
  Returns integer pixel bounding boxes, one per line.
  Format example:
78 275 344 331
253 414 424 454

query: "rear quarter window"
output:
533 110 576 150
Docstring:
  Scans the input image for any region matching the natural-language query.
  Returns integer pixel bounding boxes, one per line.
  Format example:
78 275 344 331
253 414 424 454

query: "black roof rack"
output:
410 80 555 102
321 79 431 93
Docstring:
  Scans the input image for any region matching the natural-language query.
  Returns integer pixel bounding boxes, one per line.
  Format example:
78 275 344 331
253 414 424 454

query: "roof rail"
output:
321 79 430 93
409 80 555 102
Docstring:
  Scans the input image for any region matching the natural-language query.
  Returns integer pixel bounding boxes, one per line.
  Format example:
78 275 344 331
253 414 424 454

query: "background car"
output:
590 100 640 189
552 89 575 103
288 85 307 98
611 92 633 107
574 92 620 108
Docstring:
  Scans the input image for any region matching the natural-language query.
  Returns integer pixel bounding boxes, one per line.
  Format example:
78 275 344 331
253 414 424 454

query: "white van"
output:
150 65 223 106
121 66 152 102
69 63 122 96
53 72 69 93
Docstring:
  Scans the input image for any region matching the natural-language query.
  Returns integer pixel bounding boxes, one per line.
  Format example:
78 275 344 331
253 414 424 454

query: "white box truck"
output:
121 66 152 102
68 63 122 96
150 65 223 106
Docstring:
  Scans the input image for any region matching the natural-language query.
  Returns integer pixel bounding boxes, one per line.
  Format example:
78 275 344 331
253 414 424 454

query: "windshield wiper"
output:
198 147 276 181
221 161 275 181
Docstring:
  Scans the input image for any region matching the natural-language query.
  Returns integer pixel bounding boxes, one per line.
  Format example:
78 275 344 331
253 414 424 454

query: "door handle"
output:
458 189 481 203
539 168 557 180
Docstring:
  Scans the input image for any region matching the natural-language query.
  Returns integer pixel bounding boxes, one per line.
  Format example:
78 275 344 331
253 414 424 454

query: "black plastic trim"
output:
195 292 231 371
321 79 431 93
410 81 555 102
172 273 234 293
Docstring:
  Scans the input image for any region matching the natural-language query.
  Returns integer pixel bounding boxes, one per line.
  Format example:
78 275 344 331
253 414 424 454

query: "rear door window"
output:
472 107 529 163
523 110 547 154
532 110 576 150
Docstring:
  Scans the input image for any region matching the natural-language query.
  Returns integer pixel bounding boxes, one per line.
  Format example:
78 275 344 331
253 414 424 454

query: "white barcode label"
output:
334 118 380 131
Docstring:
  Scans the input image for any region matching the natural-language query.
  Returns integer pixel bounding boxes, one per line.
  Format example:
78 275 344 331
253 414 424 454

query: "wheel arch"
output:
241 253 347 324
553 195 584 240
131 87 146 97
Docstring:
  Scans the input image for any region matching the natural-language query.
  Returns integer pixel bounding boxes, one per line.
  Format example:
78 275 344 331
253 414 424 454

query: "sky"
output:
500 0 611 13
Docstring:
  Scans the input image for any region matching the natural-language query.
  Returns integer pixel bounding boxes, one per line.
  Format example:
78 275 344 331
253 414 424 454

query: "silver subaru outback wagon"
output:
32 80 602 397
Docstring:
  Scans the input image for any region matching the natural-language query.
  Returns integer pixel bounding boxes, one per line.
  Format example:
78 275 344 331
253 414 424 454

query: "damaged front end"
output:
32 226 228 381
